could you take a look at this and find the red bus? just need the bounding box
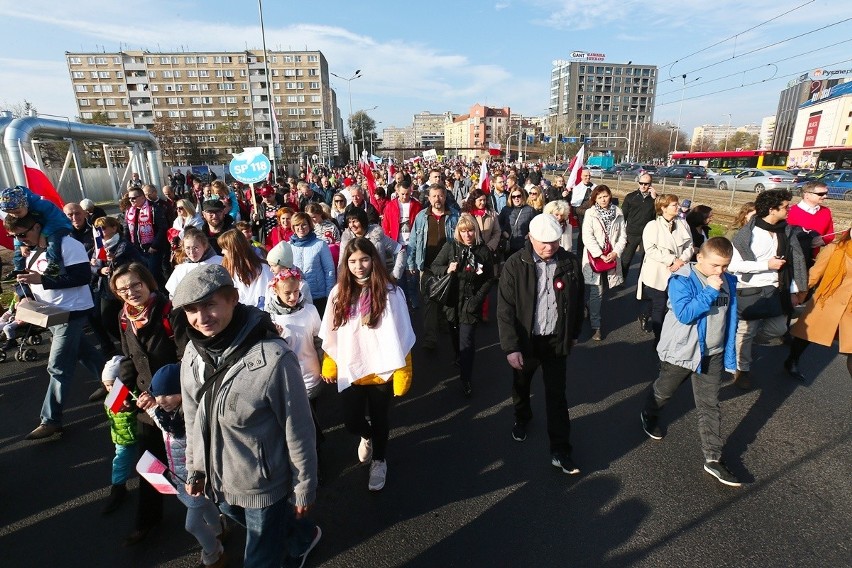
[670,150,787,170]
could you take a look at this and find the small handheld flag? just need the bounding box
[104,378,131,414]
[136,451,178,495]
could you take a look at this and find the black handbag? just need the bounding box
[737,285,783,320]
[426,271,458,306]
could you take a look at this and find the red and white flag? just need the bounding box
[359,159,377,198]
[566,145,586,205]
[104,378,131,414]
[21,147,64,209]
[477,160,490,194]
[488,142,502,157]
[136,450,178,495]
[387,160,396,186]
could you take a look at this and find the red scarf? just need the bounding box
[470,208,486,217]
[126,201,155,246]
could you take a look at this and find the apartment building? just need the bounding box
[549,58,657,159]
[66,50,342,166]
[444,104,511,160]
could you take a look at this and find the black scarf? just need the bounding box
[154,406,186,438]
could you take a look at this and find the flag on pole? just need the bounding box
[20,146,64,209]
[93,226,107,261]
[488,142,502,156]
[567,145,586,206]
[477,160,490,194]
[104,378,131,414]
[387,160,397,186]
[359,158,377,197]
[136,451,178,495]
[269,101,280,146]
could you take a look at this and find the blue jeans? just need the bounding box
[219,497,316,568]
[112,442,136,485]
[42,312,105,426]
[399,269,420,308]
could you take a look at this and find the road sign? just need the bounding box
[228,147,271,184]
[567,137,576,143]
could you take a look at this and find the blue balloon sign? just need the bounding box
[229,148,271,184]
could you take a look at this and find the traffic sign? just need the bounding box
[567,137,577,143]
[229,147,271,184]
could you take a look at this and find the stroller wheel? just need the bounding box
[15,351,24,362]
[24,348,38,362]
[28,334,43,346]
[0,349,6,362]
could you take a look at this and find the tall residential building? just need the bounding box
[65,50,342,166]
[549,59,657,159]
[382,126,415,149]
[444,104,511,160]
[759,116,776,149]
[412,111,456,148]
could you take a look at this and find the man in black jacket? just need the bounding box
[497,215,584,475]
[620,173,657,277]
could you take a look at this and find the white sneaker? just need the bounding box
[368,460,387,491]
[358,437,373,463]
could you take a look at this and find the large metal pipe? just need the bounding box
[3,116,162,189]
[0,111,17,187]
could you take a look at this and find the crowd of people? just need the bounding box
[1,156,848,566]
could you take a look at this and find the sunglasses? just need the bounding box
[809,191,828,196]
[511,194,523,198]
[13,226,34,239]
[639,182,652,186]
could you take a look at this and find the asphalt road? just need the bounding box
[1,265,851,568]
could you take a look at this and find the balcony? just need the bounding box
[123,60,146,71]
[130,100,152,111]
[125,73,149,84]
[248,60,266,70]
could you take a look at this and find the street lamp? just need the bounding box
[330,69,362,161]
[673,74,701,153]
[723,113,732,152]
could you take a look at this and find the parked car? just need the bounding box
[795,169,852,200]
[787,168,813,180]
[656,165,708,179]
[715,168,796,193]
[622,164,658,180]
[585,165,604,177]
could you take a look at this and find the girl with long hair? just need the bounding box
[219,229,272,309]
[319,238,415,491]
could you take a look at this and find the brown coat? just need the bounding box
[791,242,852,353]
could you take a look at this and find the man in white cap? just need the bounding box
[175,264,321,567]
[497,214,585,475]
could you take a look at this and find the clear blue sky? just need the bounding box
[1,0,850,136]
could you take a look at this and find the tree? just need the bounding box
[349,111,376,157]
[718,132,759,151]
[1,99,37,118]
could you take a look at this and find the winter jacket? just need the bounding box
[498,205,538,253]
[430,240,494,326]
[657,267,738,373]
[497,241,584,357]
[181,307,317,509]
[105,407,137,446]
[382,198,423,243]
[118,293,179,426]
[290,235,336,299]
[621,188,657,236]
[581,206,627,288]
[638,216,694,298]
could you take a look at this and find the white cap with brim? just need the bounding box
[172,264,235,309]
[528,214,563,243]
[267,241,294,268]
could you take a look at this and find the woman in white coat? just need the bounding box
[637,193,694,346]
[581,186,627,340]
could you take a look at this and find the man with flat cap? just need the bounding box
[174,264,321,568]
[497,214,585,475]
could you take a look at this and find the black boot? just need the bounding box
[101,484,128,515]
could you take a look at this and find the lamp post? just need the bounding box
[673,74,700,153]
[723,113,732,151]
[358,105,378,158]
[330,69,362,162]
[668,125,678,161]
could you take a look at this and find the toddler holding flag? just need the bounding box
[100,355,137,514]
[147,364,227,568]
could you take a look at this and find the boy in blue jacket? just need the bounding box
[640,237,742,487]
[0,186,72,276]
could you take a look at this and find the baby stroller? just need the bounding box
[0,298,45,363]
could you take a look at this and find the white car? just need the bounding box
[715,168,796,193]
[585,165,604,177]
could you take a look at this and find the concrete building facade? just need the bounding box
[444,104,511,160]
[549,59,657,159]
[66,50,342,166]
[788,81,852,168]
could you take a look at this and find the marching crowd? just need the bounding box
[2,156,850,567]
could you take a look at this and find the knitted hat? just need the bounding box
[0,186,27,211]
[101,355,125,386]
[149,363,181,397]
[267,241,294,268]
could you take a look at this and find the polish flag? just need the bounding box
[359,159,377,198]
[136,450,178,495]
[488,142,502,157]
[566,145,585,190]
[22,149,64,209]
[104,378,131,414]
[477,161,490,194]
[387,161,396,186]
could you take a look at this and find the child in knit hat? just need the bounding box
[100,355,137,515]
[147,364,227,568]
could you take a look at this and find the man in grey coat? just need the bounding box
[175,264,321,568]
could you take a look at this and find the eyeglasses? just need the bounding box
[333,199,345,204]
[176,206,185,211]
[638,182,652,186]
[12,226,35,239]
[116,281,144,296]
[129,194,145,200]
[809,191,828,196]
[511,194,523,199]
[529,192,540,196]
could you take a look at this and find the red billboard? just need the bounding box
[803,113,822,148]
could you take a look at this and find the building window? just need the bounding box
[75,85,88,93]
[219,83,235,91]
[72,71,85,79]
[69,57,82,64]
[309,82,319,89]
[309,68,319,76]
